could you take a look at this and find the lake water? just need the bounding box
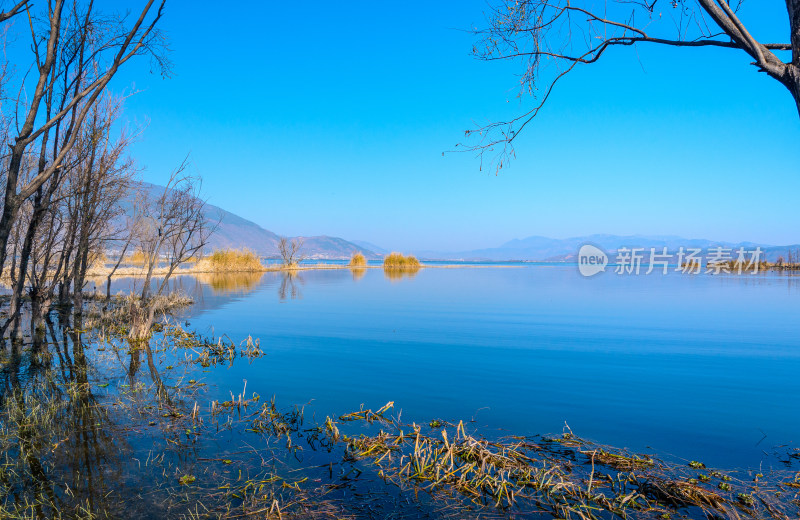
[150,264,800,472]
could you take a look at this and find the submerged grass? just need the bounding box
[338,411,800,519]
[3,299,800,520]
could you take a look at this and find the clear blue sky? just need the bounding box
[111,1,799,251]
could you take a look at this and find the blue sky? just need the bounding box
[108,1,799,251]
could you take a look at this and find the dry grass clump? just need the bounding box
[195,249,264,273]
[382,252,420,270]
[126,249,148,265]
[348,252,367,267]
[86,251,109,272]
[336,412,800,519]
[88,291,194,332]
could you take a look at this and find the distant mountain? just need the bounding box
[414,234,799,262]
[351,240,389,255]
[296,236,381,260]
[202,203,282,255]
[122,186,799,262]
[124,183,377,259]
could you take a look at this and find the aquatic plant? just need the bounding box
[4,300,800,520]
[89,250,109,269]
[126,249,148,265]
[338,413,799,519]
[382,252,420,269]
[348,251,367,267]
[194,248,264,272]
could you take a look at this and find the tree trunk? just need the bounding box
[106,241,132,305]
[0,196,19,278]
[30,296,47,347]
[788,0,800,116]
[8,187,48,339]
[790,66,800,119]
[129,302,156,343]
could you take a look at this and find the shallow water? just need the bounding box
[136,265,800,471]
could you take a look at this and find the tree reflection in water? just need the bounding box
[0,311,200,518]
[278,272,303,301]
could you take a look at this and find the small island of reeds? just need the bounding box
[382,252,421,270]
[348,251,367,267]
[195,248,264,272]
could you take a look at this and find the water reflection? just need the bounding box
[0,311,198,518]
[383,267,420,281]
[1,315,128,517]
[350,267,367,281]
[278,272,303,301]
[4,265,800,517]
[194,271,265,295]
[179,265,800,471]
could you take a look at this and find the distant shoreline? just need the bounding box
[84,261,530,279]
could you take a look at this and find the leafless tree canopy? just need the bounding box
[128,165,210,340]
[466,1,800,169]
[0,92,138,338]
[0,0,168,276]
[0,0,170,340]
[278,237,304,267]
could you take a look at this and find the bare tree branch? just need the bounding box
[461,1,800,171]
[0,0,29,24]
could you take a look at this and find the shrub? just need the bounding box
[88,251,108,269]
[195,249,264,272]
[349,252,367,267]
[126,250,148,265]
[383,252,420,269]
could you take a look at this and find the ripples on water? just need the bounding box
[149,265,800,469]
[3,265,799,518]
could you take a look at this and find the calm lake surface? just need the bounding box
[133,265,800,472]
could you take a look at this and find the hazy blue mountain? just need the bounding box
[297,236,380,259]
[124,185,796,262]
[414,234,797,262]
[122,183,376,259]
[351,240,389,255]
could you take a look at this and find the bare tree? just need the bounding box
[0,0,168,276]
[65,96,138,312]
[1,93,137,338]
[127,164,210,341]
[278,237,303,267]
[104,193,145,304]
[466,1,798,168]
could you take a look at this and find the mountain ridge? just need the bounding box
[126,184,799,262]
[407,234,797,262]
[126,183,378,259]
